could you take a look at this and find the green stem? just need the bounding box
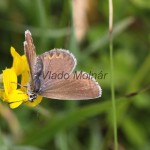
[110,36,118,150]
[0,74,3,83]
[109,0,118,149]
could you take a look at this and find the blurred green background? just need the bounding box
[0,0,150,150]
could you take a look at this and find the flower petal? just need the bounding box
[25,96,43,107]
[11,47,23,75]
[21,71,29,92]
[11,47,29,75]
[9,101,23,109]
[7,89,28,103]
[3,68,17,95]
[21,55,29,72]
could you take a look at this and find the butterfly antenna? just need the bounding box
[11,82,27,88]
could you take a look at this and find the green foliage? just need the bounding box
[0,0,150,149]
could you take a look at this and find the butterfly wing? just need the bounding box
[39,72,102,100]
[24,30,37,79]
[37,49,77,87]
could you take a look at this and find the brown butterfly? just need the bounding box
[24,30,102,102]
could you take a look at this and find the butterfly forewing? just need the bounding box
[24,30,37,80]
[39,72,102,100]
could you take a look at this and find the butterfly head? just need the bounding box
[28,92,37,102]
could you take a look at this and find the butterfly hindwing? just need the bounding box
[39,72,102,100]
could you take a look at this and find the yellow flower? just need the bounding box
[0,47,42,109]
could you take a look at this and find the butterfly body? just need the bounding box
[27,56,43,101]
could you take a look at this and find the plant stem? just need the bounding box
[109,0,118,149]
[0,74,2,83]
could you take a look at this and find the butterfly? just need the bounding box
[24,30,102,102]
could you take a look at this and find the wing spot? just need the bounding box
[43,52,64,60]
